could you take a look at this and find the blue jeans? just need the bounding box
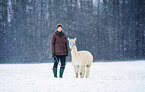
[53,55,66,69]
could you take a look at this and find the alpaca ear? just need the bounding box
[74,38,76,41]
[68,38,70,40]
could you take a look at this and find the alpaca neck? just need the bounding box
[71,45,78,56]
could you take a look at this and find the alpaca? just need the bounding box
[68,38,93,78]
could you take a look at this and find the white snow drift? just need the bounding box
[0,61,145,92]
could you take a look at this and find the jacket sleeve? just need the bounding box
[51,34,55,53]
[65,34,69,53]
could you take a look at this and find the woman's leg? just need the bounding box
[53,56,59,77]
[60,55,66,68]
[53,56,59,69]
[59,55,66,78]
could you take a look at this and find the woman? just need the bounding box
[51,24,69,78]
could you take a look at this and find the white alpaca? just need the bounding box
[68,38,93,78]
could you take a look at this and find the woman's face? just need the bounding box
[57,27,62,32]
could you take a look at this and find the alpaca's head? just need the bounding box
[68,38,76,49]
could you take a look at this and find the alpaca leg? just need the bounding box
[82,66,85,78]
[80,65,85,78]
[86,65,91,78]
[73,65,79,78]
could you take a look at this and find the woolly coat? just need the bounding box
[51,31,69,55]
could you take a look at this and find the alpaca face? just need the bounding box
[68,38,76,49]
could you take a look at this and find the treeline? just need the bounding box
[0,0,144,63]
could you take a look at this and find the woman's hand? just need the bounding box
[52,53,55,58]
[66,52,68,57]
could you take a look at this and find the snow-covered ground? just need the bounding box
[0,61,145,92]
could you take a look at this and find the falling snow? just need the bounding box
[0,0,144,63]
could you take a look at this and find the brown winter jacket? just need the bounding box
[51,31,69,55]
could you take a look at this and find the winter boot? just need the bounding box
[53,68,57,78]
[59,68,65,78]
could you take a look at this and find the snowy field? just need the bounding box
[0,61,145,92]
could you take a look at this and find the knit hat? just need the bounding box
[57,24,62,28]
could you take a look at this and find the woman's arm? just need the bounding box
[51,35,55,54]
[65,35,69,53]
